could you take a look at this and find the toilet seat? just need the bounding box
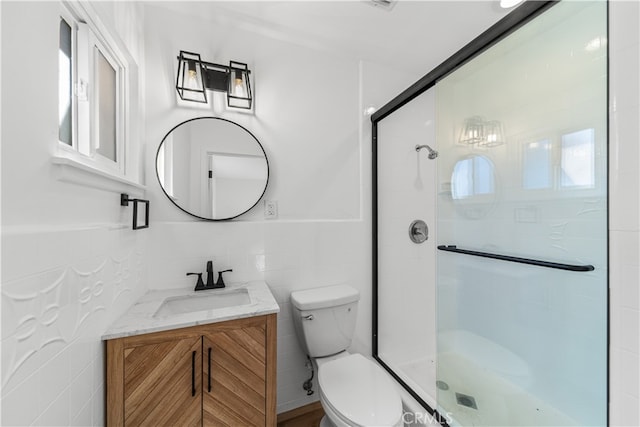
[318,353,402,427]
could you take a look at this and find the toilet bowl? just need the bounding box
[291,285,403,427]
[318,353,403,427]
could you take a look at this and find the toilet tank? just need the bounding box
[291,285,360,358]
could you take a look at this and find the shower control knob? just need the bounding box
[303,315,314,321]
[409,220,429,244]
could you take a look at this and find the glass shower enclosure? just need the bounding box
[373,1,607,425]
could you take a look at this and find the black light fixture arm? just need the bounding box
[175,57,252,75]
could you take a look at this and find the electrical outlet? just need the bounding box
[264,200,278,219]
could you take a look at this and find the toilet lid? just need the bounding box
[318,354,402,427]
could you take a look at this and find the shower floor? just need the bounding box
[388,346,583,426]
[435,351,579,427]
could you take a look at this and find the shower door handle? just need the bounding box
[437,245,595,272]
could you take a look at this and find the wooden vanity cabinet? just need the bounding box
[106,314,277,427]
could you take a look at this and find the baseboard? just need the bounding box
[277,401,324,425]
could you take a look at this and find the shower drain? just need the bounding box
[455,392,478,410]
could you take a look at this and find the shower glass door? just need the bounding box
[376,89,438,410]
[436,1,607,426]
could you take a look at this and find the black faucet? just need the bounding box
[205,261,215,288]
[187,261,231,291]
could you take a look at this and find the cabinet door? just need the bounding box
[203,318,267,426]
[123,336,202,426]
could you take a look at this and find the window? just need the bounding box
[523,139,552,189]
[521,129,596,191]
[561,129,595,188]
[57,3,128,176]
[58,18,73,146]
[95,49,118,162]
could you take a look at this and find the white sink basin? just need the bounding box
[154,289,251,318]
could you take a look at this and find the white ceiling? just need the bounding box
[147,1,514,75]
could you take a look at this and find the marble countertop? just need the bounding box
[102,280,280,340]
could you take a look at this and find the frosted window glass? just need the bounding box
[473,157,493,195]
[58,19,72,146]
[561,129,595,188]
[523,140,551,189]
[96,50,117,162]
[452,158,472,199]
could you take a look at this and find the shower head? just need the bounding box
[416,144,438,159]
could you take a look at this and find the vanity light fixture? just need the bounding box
[480,120,505,147]
[176,51,207,103]
[459,116,505,147]
[459,116,486,145]
[176,50,253,109]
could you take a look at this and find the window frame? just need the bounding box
[56,1,133,183]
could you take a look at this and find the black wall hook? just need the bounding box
[121,193,150,230]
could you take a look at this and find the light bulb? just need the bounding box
[185,60,199,89]
[233,76,245,97]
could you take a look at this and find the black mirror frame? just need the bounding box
[155,116,270,221]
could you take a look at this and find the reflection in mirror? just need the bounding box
[561,129,595,189]
[523,139,552,190]
[521,128,595,191]
[156,117,269,220]
[451,155,495,200]
[207,152,267,218]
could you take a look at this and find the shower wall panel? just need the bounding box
[377,89,438,407]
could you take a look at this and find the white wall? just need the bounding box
[609,1,640,425]
[1,1,148,426]
[144,3,362,223]
[141,3,418,414]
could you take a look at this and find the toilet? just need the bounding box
[291,285,403,427]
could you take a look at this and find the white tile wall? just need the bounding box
[1,226,147,426]
[609,1,640,425]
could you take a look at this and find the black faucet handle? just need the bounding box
[206,260,213,272]
[215,269,233,288]
[187,272,207,291]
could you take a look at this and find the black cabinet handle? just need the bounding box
[191,350,196,397]
[208,347,212,392]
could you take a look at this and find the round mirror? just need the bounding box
[156,117,269,220]
[450,154,497,219]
